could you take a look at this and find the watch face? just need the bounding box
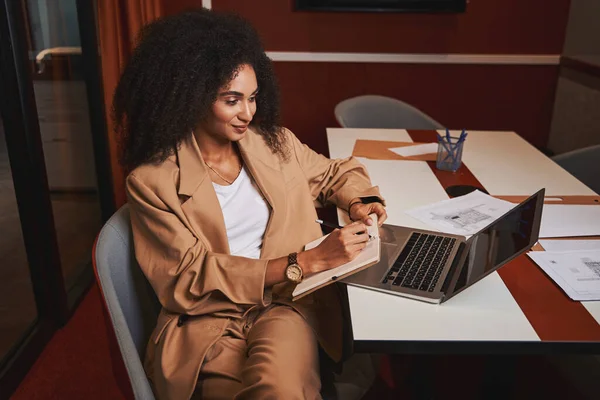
[286,264,302,282]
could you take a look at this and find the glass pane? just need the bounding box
[0,119,38,363]
[24,0,102,298]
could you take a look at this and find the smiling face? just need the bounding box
[198,64,259,143]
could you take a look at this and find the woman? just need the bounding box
[114,8,387,400]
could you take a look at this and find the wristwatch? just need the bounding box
[359,196,384,205]
[349,196,384,213]
[285,252,303,284]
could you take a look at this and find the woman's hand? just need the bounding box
[300,221,370,274]
[349,199,387,227]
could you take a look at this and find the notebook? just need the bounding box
[292,214,381,300]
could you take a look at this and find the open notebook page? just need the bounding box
[292,214,380,300]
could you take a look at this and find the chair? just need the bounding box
[94,205,378,399]
[94,205,159,400]
[334,95,444,129]
[552,144,600,194]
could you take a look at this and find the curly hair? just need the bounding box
[113,8,286,171]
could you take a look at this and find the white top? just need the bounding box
[212,166,270,259]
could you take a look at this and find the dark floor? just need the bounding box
[0,126,102,363]
[50,191,102,290]
[0,128,38,363]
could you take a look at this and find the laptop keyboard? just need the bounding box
[381,233,456,292]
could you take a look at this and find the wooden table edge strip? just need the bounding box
[406,129,600,342]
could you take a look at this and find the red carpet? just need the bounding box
[11,284,126,400]
[11,283,588,400]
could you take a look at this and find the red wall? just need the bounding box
[273,62,560,154]
[164,0,571,154]
[212,0,570,54]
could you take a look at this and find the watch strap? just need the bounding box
[288,252,298,265]
[359,196,384,205]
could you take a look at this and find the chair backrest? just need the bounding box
[334,95,444,129]
[552,144,600,194]
[94,204,160,400]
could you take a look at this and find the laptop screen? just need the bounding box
[450,190,543,295]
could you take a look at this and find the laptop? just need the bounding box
[342,189,545,304]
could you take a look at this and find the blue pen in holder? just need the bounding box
[436,130,467,172]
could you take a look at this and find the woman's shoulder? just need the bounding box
[245,126,299,159]
[246,125,297,141]
[126,156,180,194]
[245,125,292,143]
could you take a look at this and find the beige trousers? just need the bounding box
[192,304,322,400]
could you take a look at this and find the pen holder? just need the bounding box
[436,136,465,172]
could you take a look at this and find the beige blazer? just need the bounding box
[126,128,383,400]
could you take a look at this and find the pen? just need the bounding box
[315,219,374,240]
[315,219,343,230]
[437,133,457,164]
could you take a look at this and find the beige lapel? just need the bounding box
[176,129,287,258]
[177,135,230,254]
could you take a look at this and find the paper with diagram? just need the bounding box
[528,250,600,301]
[405,190,515,236]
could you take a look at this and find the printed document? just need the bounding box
[405,190,515,236]
[528,250,600,301]
[539,239,600,253]
[539,205,600,238]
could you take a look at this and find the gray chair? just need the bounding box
[334,95,444,129]
[94,204,159,400]
[552,144,600,194]
[94,205,377,400]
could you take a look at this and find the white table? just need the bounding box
[327,128,600,354]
